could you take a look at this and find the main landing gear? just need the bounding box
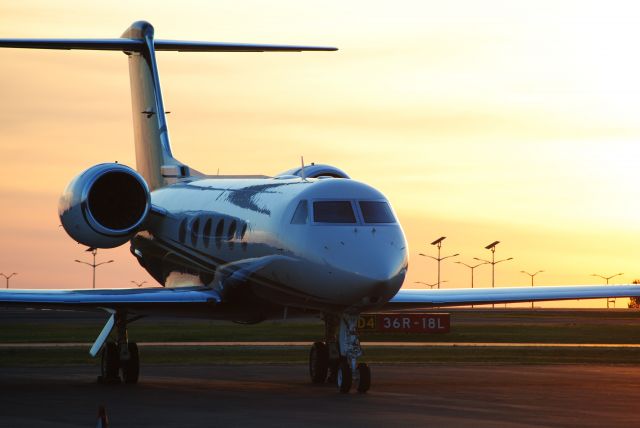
[309,314,371,394]
[96,311,140,384]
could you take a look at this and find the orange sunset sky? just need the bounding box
[0,1,639,308]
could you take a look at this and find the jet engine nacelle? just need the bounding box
[59,163,151,249]
[277,163,350,179]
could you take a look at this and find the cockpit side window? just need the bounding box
[359,201,396,224]
[313,201,357,224]
[291,200,308,224]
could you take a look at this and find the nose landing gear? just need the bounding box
[309,313,371,394]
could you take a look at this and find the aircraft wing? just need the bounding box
[386,284,640,309]
[0,286,220,314]
[0,256,292,317]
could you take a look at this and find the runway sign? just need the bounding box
[358,313,450,333]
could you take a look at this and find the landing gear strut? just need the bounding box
[97,311,140,384]
[308,313,371,394]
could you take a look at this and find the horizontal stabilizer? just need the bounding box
[0,38,337,52]
[154,40,337,52]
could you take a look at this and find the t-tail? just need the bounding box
[0,21,337,190]
[122,22,187,190]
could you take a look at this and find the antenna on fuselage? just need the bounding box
[300,156,307,181]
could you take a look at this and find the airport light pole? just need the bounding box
[521,270,544,309]
[414,280,447,289]
[131,280,147,288]
[455,261,488,289]
[0,272,17,288]
[474,241,513,309]
[419,237,459,289]
[75,249,113,289]
[455,261,488,309]
[591,272,624,309]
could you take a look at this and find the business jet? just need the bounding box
[1,21,639,394]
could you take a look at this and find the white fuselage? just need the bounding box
[134,176,408,317]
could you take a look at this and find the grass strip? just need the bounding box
[3,320,640,344]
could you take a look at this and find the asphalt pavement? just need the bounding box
[0,364,638,427]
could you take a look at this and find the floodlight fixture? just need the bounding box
[521,270,544,309]
[415,280,447,289]
[431,237,446,246]
[0,272,18,289]
[75,249,114,288]
[479,241,513,308]
[419,237,459,289]
[591,272,624,309]
[590,272,624,284]
[456,261,488,289]
[485,241,500,250]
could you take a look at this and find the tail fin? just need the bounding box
[121,21,187,190]
[0,21,337,190]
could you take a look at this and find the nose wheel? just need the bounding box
[310,314,371,394]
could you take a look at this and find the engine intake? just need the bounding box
[277,163,350,179]
[59,163,150,248]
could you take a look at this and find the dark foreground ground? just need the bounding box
[1,364,639,428]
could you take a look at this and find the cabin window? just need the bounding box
[228,220,237,240]
[359,201,396,224]
[191,218,200,246]
[313,201,356,224]
[228,220,237,250]
[215,219,224,249]
[291,200,308,224]
[240,223,248,251]
[178,218,187,243]
[203,218,212,247]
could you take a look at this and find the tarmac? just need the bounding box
[3,308,640,426]
[1,363,639,427]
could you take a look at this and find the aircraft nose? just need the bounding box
[304,223,408,306]
[337,228,407,306]
[358,254,407,305]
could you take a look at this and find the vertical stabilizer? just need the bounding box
[121,21,188,190]
[0,23,336,189]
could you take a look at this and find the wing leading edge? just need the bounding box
[387,284,640,309]
[0,286,220,313]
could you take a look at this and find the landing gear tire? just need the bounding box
[336,358,352,394]
[309,342,329,384]
[327,360,338,384]
[355,363,371,394]
[100,342,120,383]
[122,342,140,384]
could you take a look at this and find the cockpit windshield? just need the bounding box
[359,201,396,224]
[313,201,357,223]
